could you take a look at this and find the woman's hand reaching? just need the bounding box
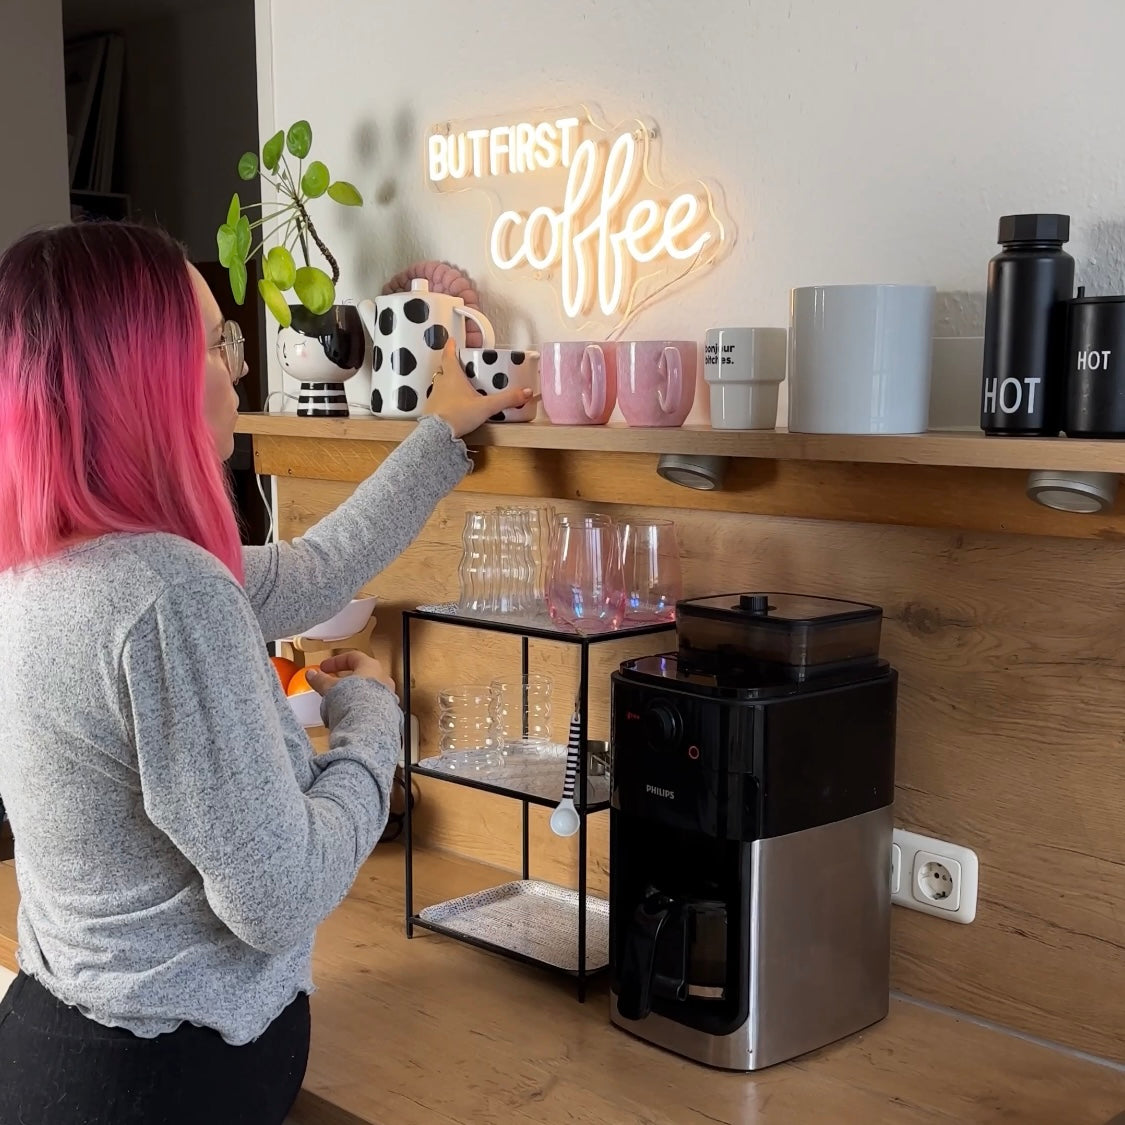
[306,651,396,697]
[422,340,533,438]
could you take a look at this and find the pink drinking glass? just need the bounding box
[546,514,626,633]
[617,519,682,622]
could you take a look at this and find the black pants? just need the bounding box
[0,972,309,1125]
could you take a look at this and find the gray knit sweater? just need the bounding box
[0,416,468,1045]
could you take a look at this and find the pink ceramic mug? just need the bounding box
[616,340,698,427]
[539,342,617,425]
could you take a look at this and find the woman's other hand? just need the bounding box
[306,651,396,696]
[422,340,533,438]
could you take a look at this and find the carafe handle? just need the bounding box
[617,890,676,1021]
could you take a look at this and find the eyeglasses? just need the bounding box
[209,320,245,382]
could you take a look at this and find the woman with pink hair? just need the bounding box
[0,221,529,1124]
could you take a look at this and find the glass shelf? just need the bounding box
[409,603,675,645]
[413,746,610,810]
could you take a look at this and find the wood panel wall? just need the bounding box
[277,472,1125,1064]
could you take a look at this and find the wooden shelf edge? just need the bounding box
[236,413,1125,473]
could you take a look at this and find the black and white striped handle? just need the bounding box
[561,708,581,801]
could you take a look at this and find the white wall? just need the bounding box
[255,0,1125,415]
[0,0,69,249]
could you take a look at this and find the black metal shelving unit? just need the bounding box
[402,605,674,1000]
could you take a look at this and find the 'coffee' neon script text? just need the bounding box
[426,110,728,325]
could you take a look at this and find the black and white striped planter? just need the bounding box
[276,304,364,418]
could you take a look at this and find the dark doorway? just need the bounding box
[61,0,270,545]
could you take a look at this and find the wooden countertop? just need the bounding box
[235,411,1125,473]
[288,850,1125,1125]
[2,854,1123,1124]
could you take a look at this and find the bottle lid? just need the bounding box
[997,213,1070,245]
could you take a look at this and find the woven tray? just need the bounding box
[417,880,610,972]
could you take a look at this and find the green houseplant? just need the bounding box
[217,119,362,327]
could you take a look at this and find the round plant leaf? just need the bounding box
[293,265,334,315]
[258,278,291,326]
[286,120,312,159]
[216,223,237,268]
[226,192,241,229]
[327,180,363,206]
[237,152,259,180]
[265,245,296,291]
[301,160,330,199]
[235,215,252,260]
[262,130,285,172]
[229,258,247,305]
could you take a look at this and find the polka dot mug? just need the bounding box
[359,280,495,419]
[459,348,540,422]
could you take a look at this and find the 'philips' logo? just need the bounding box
[645,784,675,800]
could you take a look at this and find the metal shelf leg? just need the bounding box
[402,614,415,938]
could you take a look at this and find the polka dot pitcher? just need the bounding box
[359,280,495,419]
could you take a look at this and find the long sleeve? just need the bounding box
[121,574,401,955]
[243,414,471,642]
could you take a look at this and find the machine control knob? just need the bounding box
[643,702,682,749]
[739,594,771,615]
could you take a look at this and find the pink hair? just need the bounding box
[0,222,244,581]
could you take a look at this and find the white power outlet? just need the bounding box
[891,828,978,924]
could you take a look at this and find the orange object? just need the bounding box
[270,656,299,691]
[287,665,320,696]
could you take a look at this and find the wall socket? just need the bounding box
[891,828,979,924]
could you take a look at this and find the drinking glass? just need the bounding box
[525,505,556,613]
[436,685,499,770]
[496,507,533,614]
[546,514,626,632]
[458,505,561,619]
[489,674,553,754]
[617,519,682,622]
[458,511,495,614]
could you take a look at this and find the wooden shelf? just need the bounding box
[235,413,1125,473]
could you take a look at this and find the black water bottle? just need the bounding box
[980,213,1074,435]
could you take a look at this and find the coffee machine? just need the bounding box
[609,593,897,1071]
